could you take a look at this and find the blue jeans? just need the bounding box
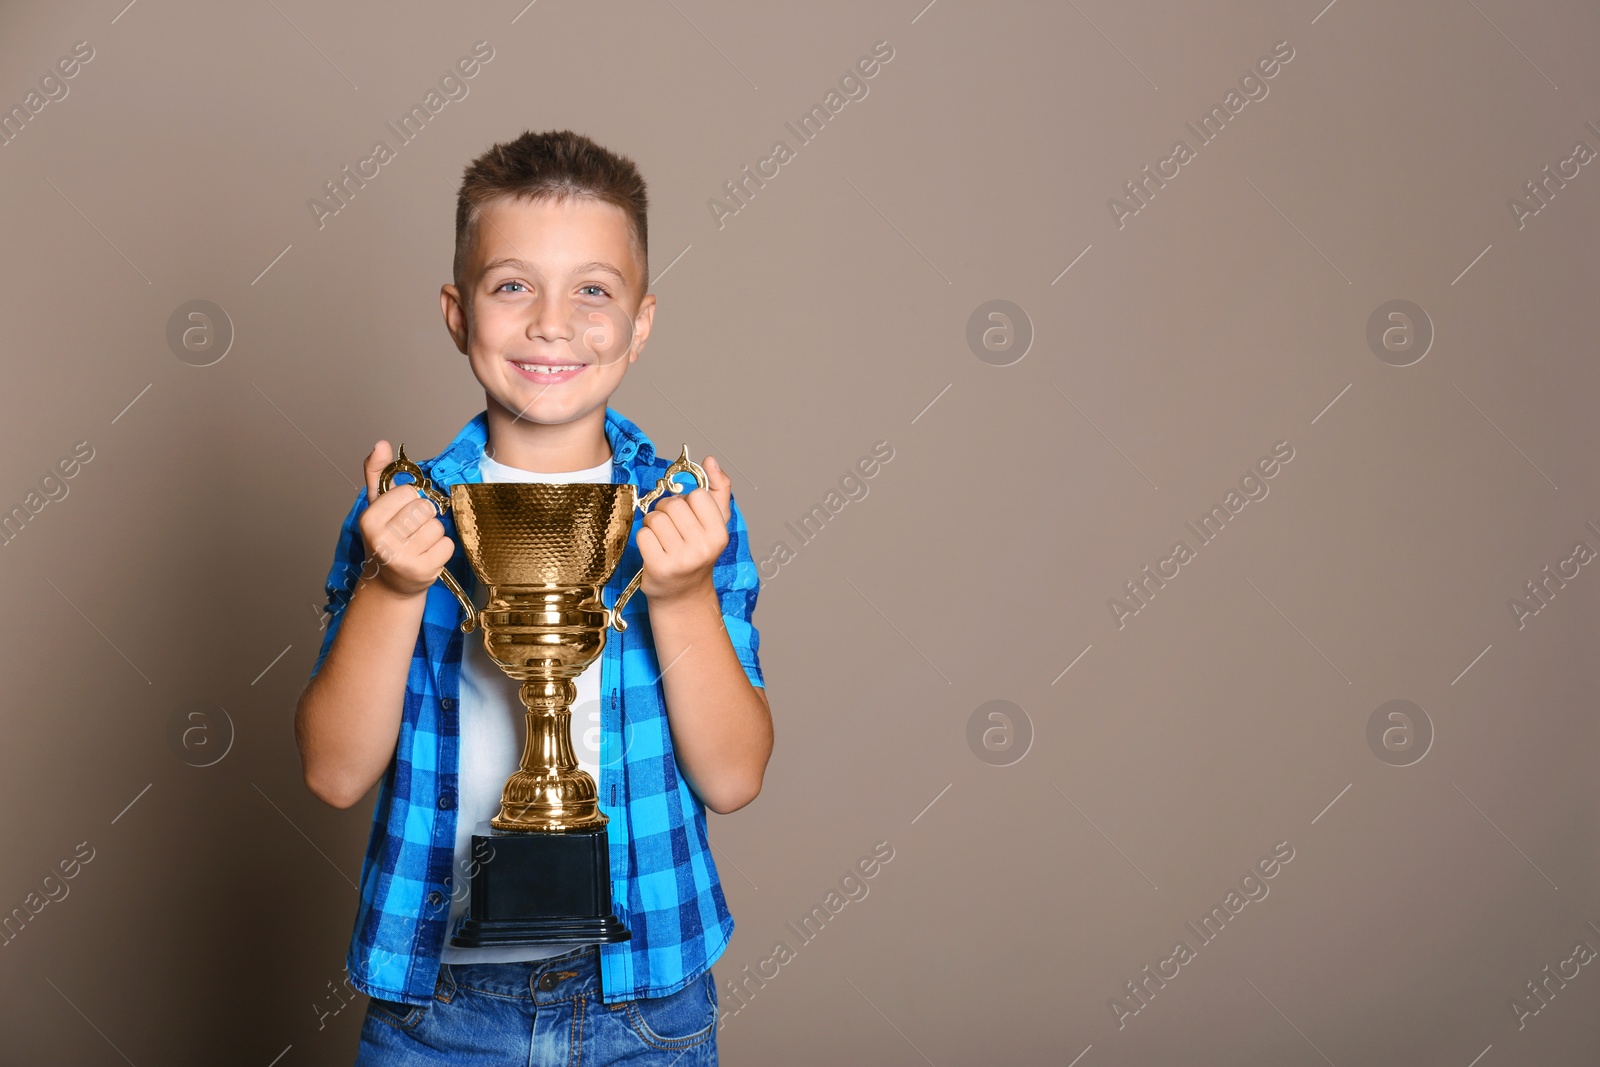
[354,944,719,1065]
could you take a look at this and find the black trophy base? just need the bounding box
[450,825,631,948]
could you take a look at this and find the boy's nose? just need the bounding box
[528,297,573,340]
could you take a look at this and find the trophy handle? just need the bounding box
[376,444,479,634]
[607,445,709,633]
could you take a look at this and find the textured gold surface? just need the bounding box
[377,443,709,833]
[451,481,636,587]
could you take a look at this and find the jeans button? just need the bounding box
[537,972,559,992]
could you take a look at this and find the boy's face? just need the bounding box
[442,194,653,433]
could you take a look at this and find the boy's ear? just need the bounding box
[630,292,655,361]
[440,284,470,355]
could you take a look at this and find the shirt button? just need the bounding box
[427,891,443,906]
[441,698,453,709]
[439,794,455,810]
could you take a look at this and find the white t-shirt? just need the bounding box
[440,444,613,964]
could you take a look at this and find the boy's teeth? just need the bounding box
[516,362,581,373]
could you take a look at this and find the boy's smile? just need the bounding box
[441,194,654,471]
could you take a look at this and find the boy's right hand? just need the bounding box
[358,440,456,599]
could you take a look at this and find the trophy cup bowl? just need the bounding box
[375,442,709,946]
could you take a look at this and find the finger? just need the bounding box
[701,456,732,520]
[368,484,433,530]
[659,496,707,544]
[396,511,445,551]
[636,524,663,569]
[420,531,455,573]
[380,524,448,582]
[364,440,393,503]
[370,481,441,535]
[684,479,729,532]
[641,508,687,554]
[364,440,437,523]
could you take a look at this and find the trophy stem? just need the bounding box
[442,484,636,947]
[491,675,607,832]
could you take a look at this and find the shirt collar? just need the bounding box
[422,406,656,486]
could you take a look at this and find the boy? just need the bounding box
[295,129,772,1065]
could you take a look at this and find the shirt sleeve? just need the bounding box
[715,492,765,690]
[310,485,371,680]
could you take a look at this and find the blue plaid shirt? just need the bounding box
[309,406,764,1007]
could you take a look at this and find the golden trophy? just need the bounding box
[375,442,709,946]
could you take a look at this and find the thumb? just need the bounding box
[702,455,732,520]
[364,440,393,503]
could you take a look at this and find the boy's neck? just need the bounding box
[483,401,613,473]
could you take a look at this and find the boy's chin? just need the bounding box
[488,390,602,425]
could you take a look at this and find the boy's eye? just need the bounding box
[495,281,607,297]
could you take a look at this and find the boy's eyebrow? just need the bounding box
[481,257,629,286]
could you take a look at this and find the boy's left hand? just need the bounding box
[637,455,732,604]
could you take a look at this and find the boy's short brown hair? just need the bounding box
[453,128,650,298]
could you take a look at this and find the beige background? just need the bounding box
[2,0,1598,1063]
